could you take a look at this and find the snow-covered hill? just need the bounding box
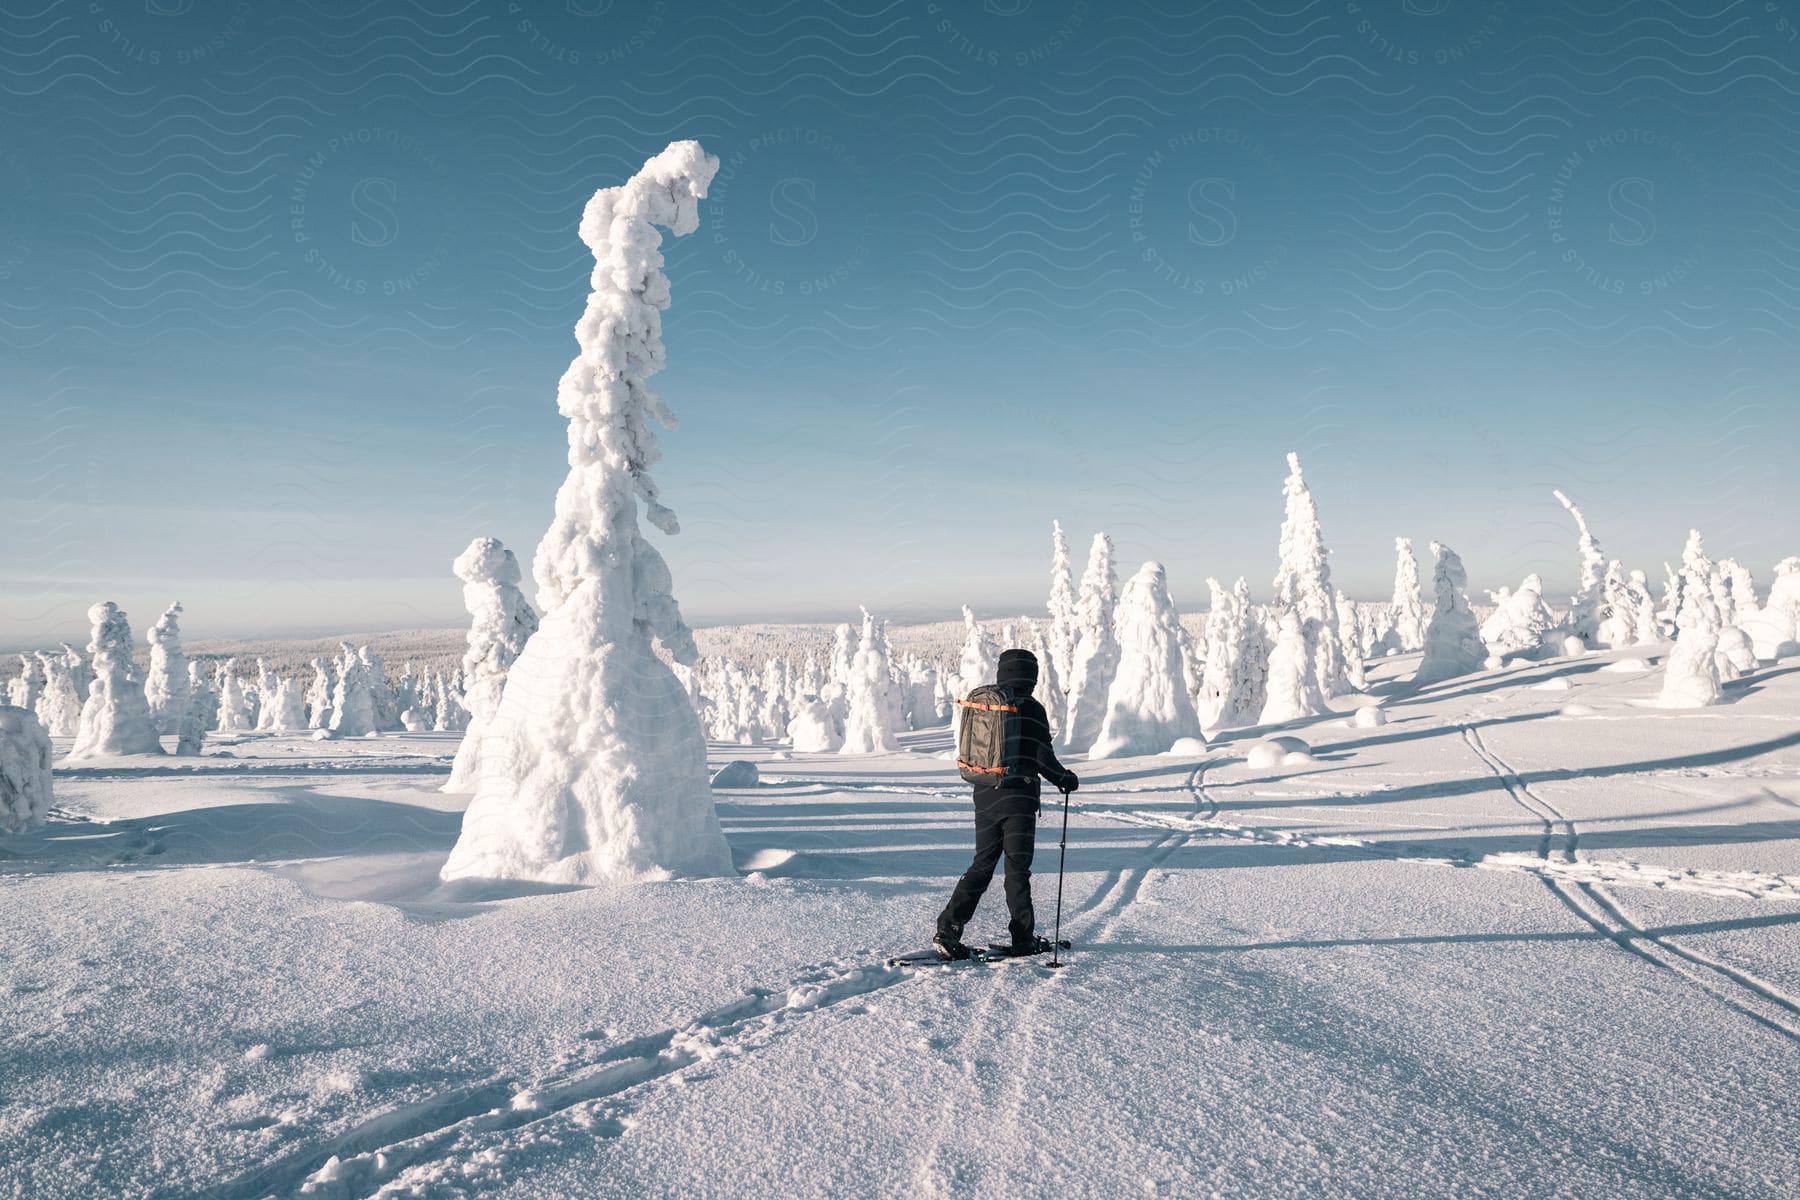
[4,646,1797,1197]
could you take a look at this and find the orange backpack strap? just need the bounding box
[954,699,1018,713]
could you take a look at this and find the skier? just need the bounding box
[935,648,1080,960]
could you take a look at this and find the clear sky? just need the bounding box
[3,0,1797,646]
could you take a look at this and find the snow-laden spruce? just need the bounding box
[1271,453,1353,698]
[1062,531,1120,749]
[144,602,191,735]
[305,658,332,729]
[1387,538,1427,653]
[1480,574,1558,658]
[445,537,541,793]
[34,651,82,737]
[1660,556,1725,708]
[1413,543,1486,684]
[0,705,53,832]
[69,602,164,758]
[441,142,732,886]
[327,644,376,738]
[841,608,901,754]
[1045,520,1079,688]
[956,606,998,696]
[1260,609,1329,725]
[260,676,307,732]
[1024,616,1065,737]
[1743,557,1800,659]
[5,656,39,711]
[1089,562,1202,759]
[1552,490,1607,646]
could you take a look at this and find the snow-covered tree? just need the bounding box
[1553,490,1607,646]
[1382,536,1425,651]
[1335,588,1367,691]
[956,606,999,695]
[0,705,53,832]
[34,651,82,736]
[144,601,191,736]
[215,660,256,732]
[1480,574,1558,657]
[1660,561,1724,708]
[842,607,901,754]
[186,661,218,733]
[1063,532,1120,749]
[440,142,732,886]
[1260,609,1329,724]
[1744,557,1800,660]
[7,654,41,711]
[904,657,943,730]
[260,676,307,732]
[432,670,469,733]
[1271,452,1351,697]
[70,602,164,757]
[305,658,332,729]
[1046,519,1079,690]
[1414,543,1486,685]
[327,644,377,738]
[1627,569,1662,646]
[1024,617,1065,737]
[446,536,542,792]
[1089,562,1202,758]
[787,695,844,752]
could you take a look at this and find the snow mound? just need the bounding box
[1483,655,1507,671]
[1160,736,1209,757]
[0,706,53,832]
[1532,677,1573,691]
[1558,635,1587,657]
[1247,736,1313,769]
[1560,704,1600,717]
[1602,657,1653,673]
[1352,706,1388,729]
[711,761,760,789]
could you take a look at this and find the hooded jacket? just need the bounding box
[975,649,1078,815]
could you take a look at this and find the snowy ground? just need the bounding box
[4,647,1798,1199]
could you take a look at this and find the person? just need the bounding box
[934,647,1079,959]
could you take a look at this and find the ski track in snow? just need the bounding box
[1459,721,1800,1044]
[192,960,911,1200]
[905,760,1211,1193]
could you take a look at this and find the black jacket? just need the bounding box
[974,649,1077,816]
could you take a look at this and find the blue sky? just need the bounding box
[3,0,1798,645]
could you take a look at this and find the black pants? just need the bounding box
[937,807,1037,947]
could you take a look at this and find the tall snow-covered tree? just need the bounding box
[70,602,164,758]
[186,661,218,732]
[328,644,377,738]
[1090,562,1202,758]
[1271,453,1352,697]
[956,606,999,695]
[1413,543,1486,684]
[8,654,41,711]
[1552,490,1607,646]
[34,651,82,736]
[1046,520,1079,691]
[842,607,901,754]
[1660,560,1724,708]
[441,142,732,886]
[144,601,190,736]
[446,536,542,792]
[1260,609,1329,724]
[1063,531,1120,749]
[1024,617,1065,737]
[1388,537,1428,654]
[1335,589,1367,691]
[305,658,333,729]
[260,676,307,732]
[0,705,53,832]
[216,660,256,732]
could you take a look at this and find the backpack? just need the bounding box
[955,684,1019,786]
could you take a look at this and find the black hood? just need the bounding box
[996,648,1038,694]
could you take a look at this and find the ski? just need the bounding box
[885,940,1071,968]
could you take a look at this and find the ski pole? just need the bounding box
[1049,784,1071,969]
